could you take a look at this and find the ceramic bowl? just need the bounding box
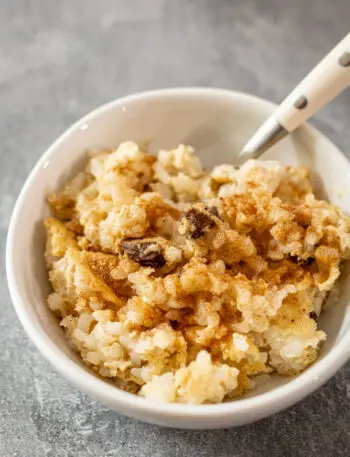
[6,88,350,429]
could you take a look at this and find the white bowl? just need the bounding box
[6,88,350,429]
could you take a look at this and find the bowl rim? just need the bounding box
[6,87,350,419]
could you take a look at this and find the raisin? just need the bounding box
[305,257,315,266]
[170,321,181,330]
[289,254,299,264]
[120,240,166,268]
[289,254,315,266]
[309,311,318,321]
[184,208,215,239]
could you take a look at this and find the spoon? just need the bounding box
[236,32,350,164]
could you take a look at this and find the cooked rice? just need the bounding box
[44,142,350,404]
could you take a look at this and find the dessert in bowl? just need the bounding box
[7,88,350,428]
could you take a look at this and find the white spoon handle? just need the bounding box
[276,32,350,132]
[238,33,350,162]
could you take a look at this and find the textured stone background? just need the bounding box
[1,1,349,455]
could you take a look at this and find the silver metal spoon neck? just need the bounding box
[236,117,288,164]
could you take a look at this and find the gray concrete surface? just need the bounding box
[1,1,349,455]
